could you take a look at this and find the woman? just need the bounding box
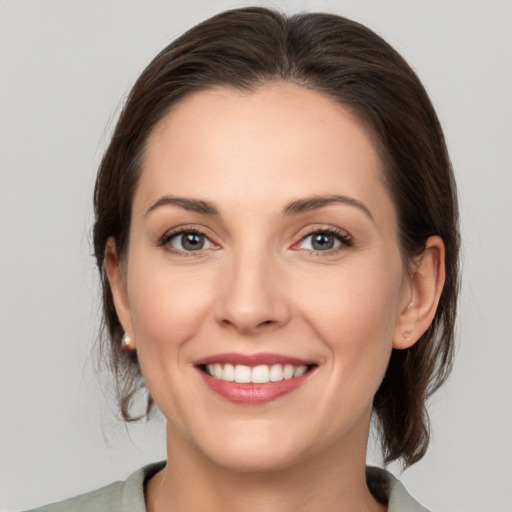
[29,7,459,512]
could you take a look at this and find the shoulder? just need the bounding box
[25,480,124,512]
[366,466,430,512]
[25,461,165,512]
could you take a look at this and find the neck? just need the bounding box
[146,423,386,512]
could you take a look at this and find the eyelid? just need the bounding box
[159,224,220,253]
[292,226,353,252]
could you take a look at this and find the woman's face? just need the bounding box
[109,83,413,471]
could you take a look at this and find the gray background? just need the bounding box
[1,1,511,511]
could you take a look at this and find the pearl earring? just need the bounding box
[404,328,412,342]
[122,333,134,350]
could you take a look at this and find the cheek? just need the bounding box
[298,261,403,381]
[304,262,401,334]
[124,258,215,428]
[127,261,212,348]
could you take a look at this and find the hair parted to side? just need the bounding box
[93,7,460,467]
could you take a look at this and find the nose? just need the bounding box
[214,248,291,336]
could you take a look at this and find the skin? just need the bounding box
[106,82,445,512]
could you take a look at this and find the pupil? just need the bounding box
[312,233,334,250]
[182,233,204,251]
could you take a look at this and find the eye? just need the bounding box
[297,229,351,252]
[164,230,215,252]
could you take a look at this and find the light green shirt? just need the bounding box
[27,462,429,512]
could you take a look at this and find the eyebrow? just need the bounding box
[283,194,374,221]
[145,195,220,216]
[145,193,373,221]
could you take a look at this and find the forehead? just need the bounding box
[136,82,395,223]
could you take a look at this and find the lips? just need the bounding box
[195,353,316,404]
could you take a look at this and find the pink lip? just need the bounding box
[194,352,313,367]
[194,352,316,405]
[198,371,313,404]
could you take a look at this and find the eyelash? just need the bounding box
[159,226,217,256]
[159,226,352,255]
[295,228,353,254]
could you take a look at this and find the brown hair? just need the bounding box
[93,7,459,467]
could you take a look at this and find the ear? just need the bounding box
[393,236,446,349]
[104,238,135,348]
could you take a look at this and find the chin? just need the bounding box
[205,443,305,473]
[190,422,311,473]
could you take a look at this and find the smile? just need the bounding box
[204,363,309,383]
[205,363,308,384]
[195,353,317,404]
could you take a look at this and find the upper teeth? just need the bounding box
[205,363,308,383]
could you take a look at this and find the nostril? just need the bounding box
[220,318,275,328]
[255,319,278,329]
